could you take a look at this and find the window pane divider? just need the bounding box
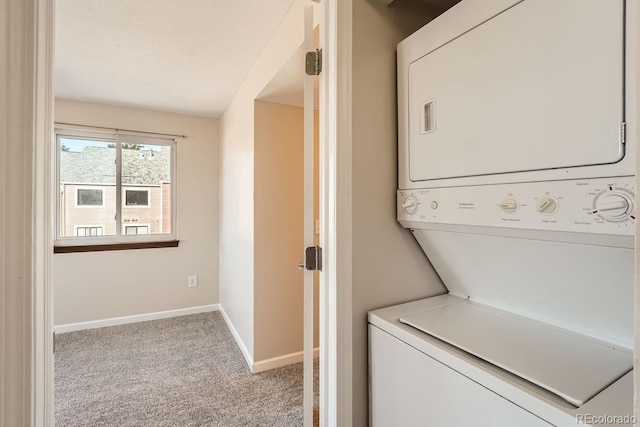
[115,141,122,237]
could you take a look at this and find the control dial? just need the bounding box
[499,197,518,214]
[536,196,558,214]
[402,196,419,215]
[594,193,633,220]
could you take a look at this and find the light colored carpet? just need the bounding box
[55,311,319,426]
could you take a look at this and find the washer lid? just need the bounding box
[399,296,632,407]
[407,0,624,182]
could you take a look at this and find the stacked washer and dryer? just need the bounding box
[369,0,637,426]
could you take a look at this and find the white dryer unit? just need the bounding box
[370,0,637,426]
[397,0,633,189]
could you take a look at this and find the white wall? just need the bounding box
[219,0,319,363]
[350,1,445,425]
[53,99,219,325]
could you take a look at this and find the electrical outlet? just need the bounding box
[188,275,198,288]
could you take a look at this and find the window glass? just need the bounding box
[59,138,116,237]
[121,143,171,235]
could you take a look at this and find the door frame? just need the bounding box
[24,0,55,425]
[318,0,353,425]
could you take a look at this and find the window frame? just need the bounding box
[55,128,178,249]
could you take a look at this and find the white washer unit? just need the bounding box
[369,0,637,426]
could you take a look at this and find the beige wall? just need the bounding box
[350,1,445,425]
[53,99,220,325]
[254,101,320,362]
[219,0,318,362]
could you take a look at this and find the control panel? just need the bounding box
[397,177,635,236]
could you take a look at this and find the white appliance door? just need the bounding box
[408,0,624,182]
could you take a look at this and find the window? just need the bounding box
[55,128,177,249]
[77,188,104,207]
[125,189,149,207]
[76,226,104,237]
[125,225,149,235]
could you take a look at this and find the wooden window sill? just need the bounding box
[54,240,179,254]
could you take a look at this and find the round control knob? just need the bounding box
[402,196,419,215]
[595,193,633,219]
[536,196,558,214]
[499,197,518,214]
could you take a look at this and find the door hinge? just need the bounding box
[305,49,322,76]
[620,121,626,144]
[53,331,56,354]
[304,246,323,271]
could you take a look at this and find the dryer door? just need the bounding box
[407,0,625,182]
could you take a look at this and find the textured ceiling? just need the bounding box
[55,0,296,117]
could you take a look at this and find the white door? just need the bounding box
[302,5,317,427]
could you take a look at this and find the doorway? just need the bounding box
[18,0,351,425]
[50,1,324,426]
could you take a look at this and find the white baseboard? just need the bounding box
[54,304,220,333]
[218,305,254,370]
[252,347,320,373]
[217,305,318,373]
[58,303,321,375]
